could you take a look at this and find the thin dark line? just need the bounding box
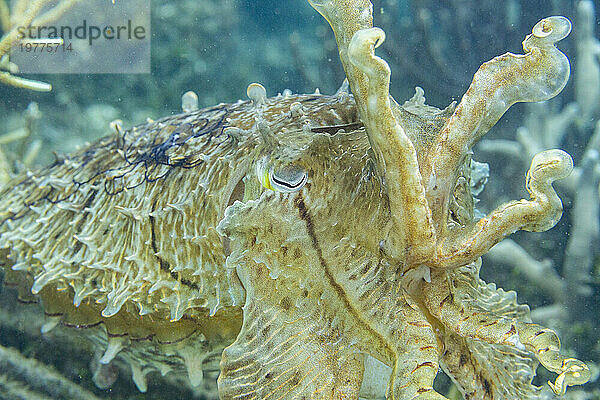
[149,201,199,291]
[293,193,393,359]
[310,122,362,135]
[107,331,130,338]
[40,309,199,344]
[17,298,39,304]
[63,320,103,329]
[44,312,63,317]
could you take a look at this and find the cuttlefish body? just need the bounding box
[0,1,591,399]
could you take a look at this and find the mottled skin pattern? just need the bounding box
[0,1,592,399]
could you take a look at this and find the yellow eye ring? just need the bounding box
[261,169,275,191]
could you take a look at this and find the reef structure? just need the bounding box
[0,0,592,399]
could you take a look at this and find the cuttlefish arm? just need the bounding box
[426,17,574,268]
[310,0,436,265]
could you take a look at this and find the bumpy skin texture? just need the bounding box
[0,1,592,399]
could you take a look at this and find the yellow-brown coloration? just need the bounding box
[0,1,592,399]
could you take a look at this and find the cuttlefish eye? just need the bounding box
[256,158,308,193]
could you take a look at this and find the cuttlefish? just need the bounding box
[0,1,590,398]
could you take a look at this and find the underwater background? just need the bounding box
[0,0,599,399]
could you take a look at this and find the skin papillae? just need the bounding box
[0,1,591,399]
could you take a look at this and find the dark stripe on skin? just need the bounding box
[310,122,362,135]
[107,331,130,338]
[149,201,199,291]
[73,188,98,254]
[411,361,436,373]
[39,310,197,344]
[439,293,453,308]
[293,193,394,362]
[63,320,103,329]
[44,312,63,317]
[16,298,39,304]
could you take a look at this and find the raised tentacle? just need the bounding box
[432,149,572,269]
[309,1,436,265]
[422,16,572,233]
[308,0,373,119]
[346,27,436,265]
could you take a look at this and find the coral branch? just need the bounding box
[0,0,47,56]
[0,0,9,32]
[0,71,51,91]
[0,344,101,400]
[0,0,80,91]
[575,0,600,124]
[563,147,600,318]
[485,239,566,303]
